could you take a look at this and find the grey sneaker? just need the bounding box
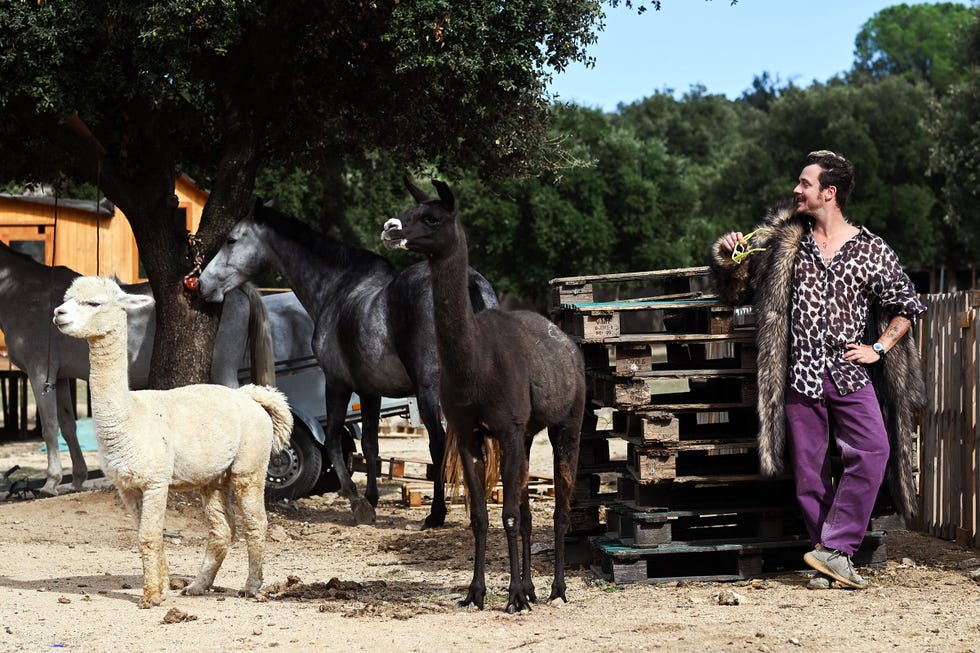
[803,547,868,589]
[806,573,833,590]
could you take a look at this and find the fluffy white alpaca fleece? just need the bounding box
[53,276,292,608]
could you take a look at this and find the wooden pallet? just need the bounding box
[625,436,760,482]
[398,481,557,507]
[588,370,758,411]
[559,300,742,342]
[390,464,556,507]
[351,453,435,482]
[591,531,887,584]
[611,408,759,446]
[550,266,714,309]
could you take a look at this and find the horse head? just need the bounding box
[199,212,270,303]
[381,178,461,257]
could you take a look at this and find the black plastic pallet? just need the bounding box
[617,474,798,510]
[605,502,807,547]
[591,531,887,584]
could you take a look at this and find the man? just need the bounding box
[709,150,925,589]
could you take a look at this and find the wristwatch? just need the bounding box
[872,342,886,359]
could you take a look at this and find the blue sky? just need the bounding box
[547,0,971,111]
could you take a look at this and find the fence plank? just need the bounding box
[918,292,978,545]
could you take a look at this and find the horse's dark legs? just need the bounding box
[457,426,489,610]
[499,434,533,613]
[416,387,447,529]
[323,390,374,524]
[547,416,582,604]
[358,394,382,510]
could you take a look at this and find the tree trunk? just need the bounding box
[61,111,260,389]
[139,118,260,389]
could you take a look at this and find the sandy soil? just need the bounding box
[2,432,979,653]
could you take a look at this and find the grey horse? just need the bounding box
[0,240,311,495]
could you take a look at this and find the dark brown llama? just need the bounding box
[382,179,586,613]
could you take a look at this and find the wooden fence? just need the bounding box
[918,291,980,548]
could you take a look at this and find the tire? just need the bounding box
[265,418,323,502]
[309,423,359,495]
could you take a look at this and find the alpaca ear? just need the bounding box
[404,176,431,205]
[431,179,456,212]
[120,293,155,312]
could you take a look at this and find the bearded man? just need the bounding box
[709,150,925,589]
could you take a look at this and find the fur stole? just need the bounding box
[708,199,923,521]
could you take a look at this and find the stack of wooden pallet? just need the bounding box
[551,266,887,583]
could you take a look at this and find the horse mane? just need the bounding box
[253,202,395,274]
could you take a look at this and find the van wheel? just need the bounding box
[310,424,359,495]
[265,419,322,502]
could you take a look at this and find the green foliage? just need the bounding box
[928,8,980,263]
[0,0,609,195]
[853,2,975,93]
[758,77,940,268]
[0,0,613,384]
[0,0,972,316]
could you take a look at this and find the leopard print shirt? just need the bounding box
[788,226,926,399]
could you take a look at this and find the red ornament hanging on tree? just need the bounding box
[183,232,204,293]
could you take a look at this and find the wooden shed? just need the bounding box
[0,174,209,389]
[0,174,208,283]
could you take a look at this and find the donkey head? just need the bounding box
[381,178,461,257]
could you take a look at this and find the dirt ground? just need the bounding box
[2,431,979,653]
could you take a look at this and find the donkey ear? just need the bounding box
[404,176,431,205]
[431,179,456,212]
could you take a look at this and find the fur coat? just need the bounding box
[708,198,924,522]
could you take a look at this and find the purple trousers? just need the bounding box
[785,372,889,555]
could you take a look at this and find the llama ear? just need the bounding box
[431,179,456,212]
[404,176,431,205]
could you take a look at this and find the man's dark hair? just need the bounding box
[804,150,855,209]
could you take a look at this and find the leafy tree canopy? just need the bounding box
[928,6,980,263]
[0,0,609,384]
[853,2,975,92]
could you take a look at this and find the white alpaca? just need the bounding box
[52,276,292,609]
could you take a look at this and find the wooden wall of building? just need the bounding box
[0,174,207,283]
[0,175,208,354]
